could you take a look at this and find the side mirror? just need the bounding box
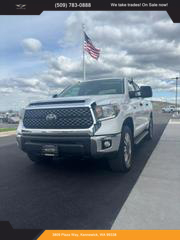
[52,94,58,98]
[140,86,152,98]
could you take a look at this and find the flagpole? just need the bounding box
[82,24,86,81]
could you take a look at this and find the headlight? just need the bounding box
[19,108,25,120]
[94,104,120,121]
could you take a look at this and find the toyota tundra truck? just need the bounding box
[16,78,153,172]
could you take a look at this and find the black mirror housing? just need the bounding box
[140,86,152,98]
[52,94,58,98]
[129,91,136,98]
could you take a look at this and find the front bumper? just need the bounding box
[16,133,121,158]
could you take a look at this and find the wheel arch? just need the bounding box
[122,117,134,138]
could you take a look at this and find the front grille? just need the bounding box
[23,107,93,129]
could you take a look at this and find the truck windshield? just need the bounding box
[59,79,124,97]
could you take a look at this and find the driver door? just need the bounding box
[128,82,145,136]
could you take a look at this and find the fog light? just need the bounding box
[102,140,112,149]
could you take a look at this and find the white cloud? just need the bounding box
[0,88,13,94]
[22,38,42,53]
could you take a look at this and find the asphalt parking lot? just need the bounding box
[0,112,171,230]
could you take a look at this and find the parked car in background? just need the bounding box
[162,105,175,113]
[0,114,6,123]
[0,115,3,123]
[8,114,20,124]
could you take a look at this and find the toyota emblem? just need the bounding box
[46,113,57,121]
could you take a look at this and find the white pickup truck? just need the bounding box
[16,78,153,172]
[162,105,175,113]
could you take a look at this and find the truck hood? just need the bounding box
[27,95,126,108]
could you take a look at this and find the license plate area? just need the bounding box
[42,145,58,156]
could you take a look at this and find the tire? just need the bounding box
[108,126,133,172]
[27,154,52,163]
[146,116,153,140]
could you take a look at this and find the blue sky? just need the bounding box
[0,12,68,75]
[0,11,180,111]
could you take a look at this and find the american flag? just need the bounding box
[84,32,100,60]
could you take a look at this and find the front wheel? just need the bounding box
[108,126,133,172]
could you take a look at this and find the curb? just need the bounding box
[0,131,16,137]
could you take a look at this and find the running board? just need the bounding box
[134,130,148,145]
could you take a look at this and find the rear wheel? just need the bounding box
[27,154,52,163]
[147,116,153,140]
[108,126,133,172]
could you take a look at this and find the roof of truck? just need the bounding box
[78,77,132,83]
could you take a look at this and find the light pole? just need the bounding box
[171,76,179,109]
